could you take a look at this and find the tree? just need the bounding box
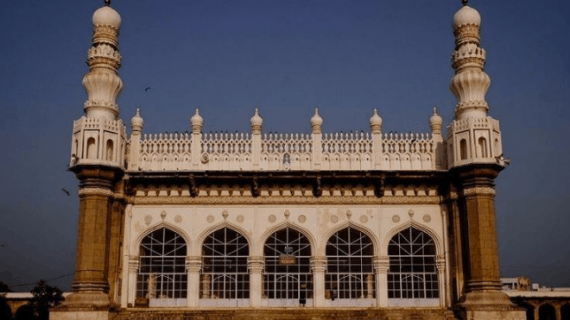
[29,280,63,320]
[0,281,11,293]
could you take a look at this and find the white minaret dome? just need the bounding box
[93,5,122,28]
[453,5,481,29]
[190,108,204,133]
[250,109,263,134]
[310,108,323,127]
[369,109,383,130]
[429,107,443,127]
[131,108,144,130]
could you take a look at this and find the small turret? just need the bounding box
[250,109,263,134]
[310,109,323,134]
[190,109,204,133]
[429,107,443,135]
[131,108,144,133]
[369,109,382,134]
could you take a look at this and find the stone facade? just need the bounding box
[53,1,527,320]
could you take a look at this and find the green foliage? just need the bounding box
[29,280,63,320]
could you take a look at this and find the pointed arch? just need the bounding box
[317,221,379,256]
[136,226,188,305]
[324,225,376,301]
[134,221,191,254]
[381,221,443,256]
[386,226,440,300]
[256,220,316,256]
[194,221,254,256]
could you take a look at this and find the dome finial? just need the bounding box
[462,0,468,6]
[105,0,111,6]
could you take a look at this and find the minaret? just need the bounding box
[448,2,524,319]
[55,1,127,318]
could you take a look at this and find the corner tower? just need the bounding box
[447,2,525,319]
[53,1,126,319]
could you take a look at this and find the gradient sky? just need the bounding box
[0,0,569,291]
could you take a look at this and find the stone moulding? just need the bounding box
[131,195,441,205]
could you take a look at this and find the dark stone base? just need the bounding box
[114,308,457,320]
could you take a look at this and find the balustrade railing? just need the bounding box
[132,130,440,171]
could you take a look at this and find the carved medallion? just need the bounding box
[174,215,182,223]
[392,215,400,223]
[237,215,245,223]
[298,215,306,223]
[144,215,152,225]
[330,215,339,223]
[423,215,431,223]
[360,215,369,223]
[268,215,277,223]
[207,215,215,223]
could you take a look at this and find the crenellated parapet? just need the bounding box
[129,109,445,172]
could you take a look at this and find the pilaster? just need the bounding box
[310,257,327,307]
[248,256,264,307]
[186,256,201,307]
[374,256,389,308]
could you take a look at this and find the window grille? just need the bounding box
[137,228,187,300]
[325,227,374,299]
[387,227,439,299]
[201,228,250,299]
[264,228,312,299]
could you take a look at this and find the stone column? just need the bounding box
[436,256,446,307]
[62,168,122,308]
[374,256,389,307]
[201,275,211,299]
[366,274,374,299]
[127,257,139,307]
[454,166,525,319]
[248,256,264,307]
[310,109,323,170]
[107,197,125,305]
[555,303,562,320]
[311,256,327,307]
[186,256,202,307]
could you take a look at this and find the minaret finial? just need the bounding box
[105,0,111,6]
[462,0,468,6]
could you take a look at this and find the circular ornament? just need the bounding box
[174,215,182,223]
[144,215,152,225]
[360,215,369,223]
[330,215,339,223]
[423,215,431,223]
[298,215,306,223]
[392,215,401,223]
[207,215,215,223]
[237,215,245,223]
[268,215,277,223]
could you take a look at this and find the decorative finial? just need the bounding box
[462,0,468,6]
[105,0,111,6]
[433,107,438,115]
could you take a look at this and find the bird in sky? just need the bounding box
[145,87,152,92]
[62,188,70,196]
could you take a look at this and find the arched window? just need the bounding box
[201,228,249,300]
[387,227,439,300]
[137,228,187,306]
[477,137,487,158]
[539,304,556,320]
[86,137,96,159]
[106,140,114,161]
[325,227,374,301]
[459,139,468,160]
[264,227,312,303]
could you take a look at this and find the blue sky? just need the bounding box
[0,0,569,290]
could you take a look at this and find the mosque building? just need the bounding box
[52,1,527,319]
